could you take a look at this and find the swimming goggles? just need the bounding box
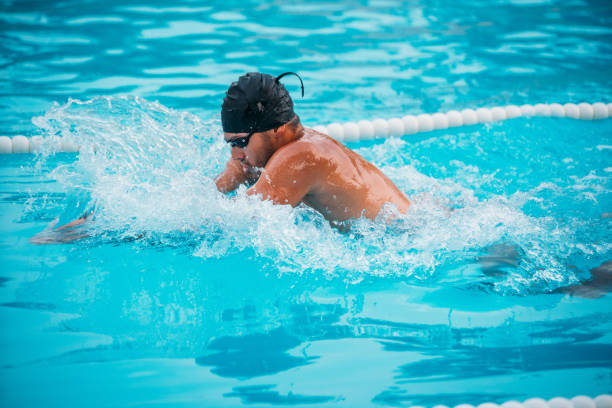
[227,131,254,149]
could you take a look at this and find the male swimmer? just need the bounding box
[31,71,409,245]
[29,72,611,298]
[215,72,410,223]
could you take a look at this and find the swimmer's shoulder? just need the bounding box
[294,127,347,156]
[273,129,323,156]
[265,129,336,175]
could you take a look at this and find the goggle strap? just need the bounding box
[275,72,304,98]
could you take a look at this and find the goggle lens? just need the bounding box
[228,132,254,148]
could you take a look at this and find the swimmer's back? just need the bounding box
[274,128,411,221]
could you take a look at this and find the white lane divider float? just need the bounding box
[314,102,611,143]
[0,134,79,154]
[0,102,610,154]
[420,394,612,408]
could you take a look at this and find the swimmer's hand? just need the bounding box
[215,159,260,194]
[29,211,93,245]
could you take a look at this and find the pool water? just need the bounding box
[1,0,611,407]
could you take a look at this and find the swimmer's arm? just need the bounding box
[247,149,318,207]
[215,159,250,194]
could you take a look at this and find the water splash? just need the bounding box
[29,96,610,294]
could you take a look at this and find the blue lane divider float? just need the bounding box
[1,102,610,153]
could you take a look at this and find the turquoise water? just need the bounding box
[1,0,612,407]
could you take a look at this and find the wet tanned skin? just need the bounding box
[215,121,410,222]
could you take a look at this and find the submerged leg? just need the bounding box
[29,211,94,245]
[554,261,612,299]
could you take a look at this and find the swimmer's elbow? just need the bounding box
[247,186,300,207]
[246,185,269,200]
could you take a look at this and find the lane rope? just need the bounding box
[413,394,612,408]
[1,102,610,153]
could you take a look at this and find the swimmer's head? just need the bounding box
[221,72,304,134]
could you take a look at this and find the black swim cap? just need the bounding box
[221,72,304,134]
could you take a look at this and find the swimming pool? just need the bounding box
[1,0,611,407]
